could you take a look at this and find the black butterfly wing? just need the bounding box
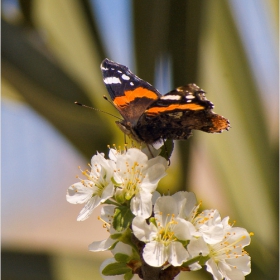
[101,59,161,126]
[136,84,230,143]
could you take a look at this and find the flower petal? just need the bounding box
[174,218,196,241]
[143,242,167,267]
[130,191,152,218]
[89,237,116,252]
[77,196,100,221]
[206,258,223,280]
[100,182,115,201]
[187,237,209,257]
[172,191,197,220]
[66,182,94,204]
[154,196,178,224]
[132,216,157,242]
[167,241,190,266]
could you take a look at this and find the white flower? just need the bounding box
[188,225,251,280]
[110,148,168,219]
[66,152,115,221]
[132,196,196,267]
[192,209,225,244]
[205,227,251,280]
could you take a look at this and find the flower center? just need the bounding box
[209,231,249,262]
[121,161,145,200]
[155,214,178,246]
[80,164,108,197]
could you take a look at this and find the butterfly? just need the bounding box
[101,58,230,144]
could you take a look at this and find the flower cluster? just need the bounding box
[67,147,252,280]
[67,147,167,221]
[132,194,252,279]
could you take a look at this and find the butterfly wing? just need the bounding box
[135,84,230,143]
[101,59,161,126]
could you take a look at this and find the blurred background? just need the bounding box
[2,0,278,279]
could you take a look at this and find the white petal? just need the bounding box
[132,216,157,242]
[218,260,245,280]
[131,191,152,218]
[172,191,197,220]
[112,242,133,256]
[143,156,167,179]
[77,196,101,221]
[108,149,118,161]
[127,148,148,164]
[174,218,196,241]
[188,262,202,271]
[88,237,115,251]
[152,191,161,205]
[206,258,223,280]
[187,237,209,257]
[154,196,178,225]
[91,152,105,167]
[112,172,123,185]
[147,155,168,170]
[91,152,115,178]
[142,242,167,267]
[66,182,93,204]
[141,145,162,158]
[200,224,224,244]
[100,182,115,201]
[141,163,167,191]
[227,227,251,247]
[101,205,116,223]
[226,255,251,275]
[167,241,189,266]
[117,148,147,168]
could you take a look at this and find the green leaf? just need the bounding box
[113,206,135,231]
[115,253,130,263]
[182,255,210,269]
[102,262,131,276]
[149,217,157,227]
[159,139,174,160]
[110,233,123,240]
[124,270,134,280]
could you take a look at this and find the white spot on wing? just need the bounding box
[101,66,109,70]
[104,77,121,84]
[122,74,130,80]
[160,95,181,100]
[130,82,134,86]
[118,70,122,73]
[185,95,195,99]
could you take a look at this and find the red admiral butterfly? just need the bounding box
[101,58,230,144]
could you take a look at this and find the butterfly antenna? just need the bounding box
[103,95,117,109]
[74,102,122,120]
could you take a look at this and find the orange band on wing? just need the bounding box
[114,87,158,107]
[146,103,205,115]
